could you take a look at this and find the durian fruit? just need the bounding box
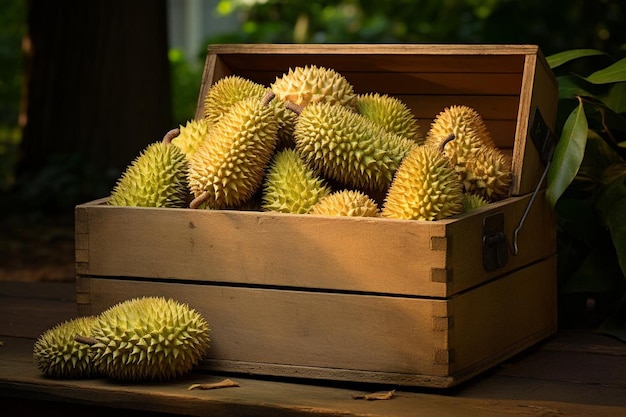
[33,316,99,379]
[356,93,423,144]
[204,75,296,149]
[309,189,380,217]
[382,145,464,221]
[262,148,331,214]
[88,297,210,382]
[108,141,190,208]
[203,75,267,125]
[171,118,211,159]
[425,105,494,174]
[188,96,279,209]
[463,193,489,212]
[271,65,357,109]
[463,145,512,201]
[293,101,417,193]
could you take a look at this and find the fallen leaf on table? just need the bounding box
[352,389,395,401]
[188,378,240,391]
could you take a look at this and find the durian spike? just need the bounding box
[438,133,456,153]
[162,127,181,144]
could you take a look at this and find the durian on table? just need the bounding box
[33,296,211,382]
[105,64,512,221]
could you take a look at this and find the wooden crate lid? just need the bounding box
[195,44,558,196]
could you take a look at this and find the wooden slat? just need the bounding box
[205,43,533,73]
[77,191,555,298]
[86,277,450,379]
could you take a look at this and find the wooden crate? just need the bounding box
[75,44,559,388]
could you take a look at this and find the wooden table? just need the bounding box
[1,281,625,416]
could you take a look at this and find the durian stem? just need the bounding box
[190,191,210,209]
[261,90,276,107]
[162,127,181,144]
[75,335,97,346]
[438,133,456,153]
[284,101,304,115]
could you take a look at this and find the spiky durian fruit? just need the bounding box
[293,102,417,193]
[203,75,267,125]
[203,75,296,149]
[188,96,279,209]
[108,141,189,208]
[463,145,512,201]
[271,65,357,109]
[356,93,423,144]
[310,189,380,217]
[171,118,211,159]
[262,149,331,214]
[33,316,99,379]
[425,105,494,173]
[382,145,464,221]
[89,297,210,382]
[463,193,490,212]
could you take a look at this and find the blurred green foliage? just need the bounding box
[208,0,624,56]
[0,0,26,190]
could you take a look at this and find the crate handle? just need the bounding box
[511,107,556,256]
[511,159,551,256]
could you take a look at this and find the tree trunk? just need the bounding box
[20,0,172,191]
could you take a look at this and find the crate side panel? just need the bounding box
[451,255,557,374]
[83,204,450,296]
[511,54,559,195]
[85,277,451,377]
[446,190,556,294]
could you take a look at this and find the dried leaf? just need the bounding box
[352,389,395,401]
[188,378,240,391]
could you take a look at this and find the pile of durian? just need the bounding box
[108,65,512,221]
[33,297,211,381]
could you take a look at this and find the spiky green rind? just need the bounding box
[33,316,99,379]
[382,146,464,221]
[463,146,512,201]
[203,76,267,126]
[271,65,357,108]
[172,118,211,159]
[356,93,423,144]
[463,193,490,212]
[310,189,380,217]
[293,102,417,193]
[188,97,279,209]
[203,75,294,149]
[90,297,210,382]
[425,105,494,170]
[262,149,331,214]
[108,142,190,208]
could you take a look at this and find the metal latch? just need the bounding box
[482,108,556,271]
[483,212,509,271]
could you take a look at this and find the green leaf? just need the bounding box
[597,181,626,278]
[546,49,606,69]
[601,82,626,114]
[586,58,626,84]
[557,75,596,100]
[547,100,589,207]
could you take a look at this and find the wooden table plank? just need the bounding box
[1,281,625,417]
